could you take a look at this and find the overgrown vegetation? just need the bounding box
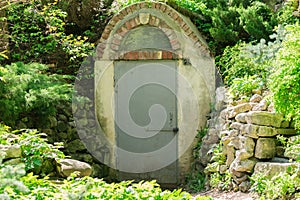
[0,124,212,199]
[0,0,300,198]
[0,62,73,128]
[185,128,208,192]
[250,166,300,199]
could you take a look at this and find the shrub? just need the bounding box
[5,0,95,74]
[269,23,300,129]
[0,62,73,127]
[250,167,300,199]
[0,124,65,176]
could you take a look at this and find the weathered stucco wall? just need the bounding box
[94,2,215,183]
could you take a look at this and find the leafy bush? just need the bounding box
[0,62,73,127]
[250,167,300,199]
[0,124,65,176]
[228,75,265,101]
[204,142,233,191]
[269,23,300,130]
[5,0,94,73]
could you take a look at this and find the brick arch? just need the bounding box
[96,2,210,60]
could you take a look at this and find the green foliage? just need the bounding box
[204,142,233,191]
[269,23,300,130]
[185,128,208,192]
[250,167,300,199]
[5,0,94,73]
[0,124,65,175]
[0,62,73,127]
[229,75,265,100]
[277,135,300,162]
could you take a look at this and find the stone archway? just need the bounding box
[94,2,216,184]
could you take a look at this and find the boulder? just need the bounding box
[228,103,252,119]
[245,111,283,127]
[254,162,300,178]
[0,144,22,159]
[239,181,251,192]
[250,94,262,103]
[240,124,259,139]
[276,128,297,136]
[235,113,247,123]
[257,126,277,137]
[230,158,257,173]
[230,122,243,130]
[199,128,220,166]
[57,158,92,177]
[255,138,276,159]
[252,99,268,111]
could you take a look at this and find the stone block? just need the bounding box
[230,122,243,130]
[276,128,297,136]
[255,138,276,159]
[57,159,92,178]
[228,103,252,119]
[250,94,262,103]
[254,162,300,178]
[257,126,277,137]
[230,158,257,173]
[252,99,268,111]
[235,113,247,123]
[240,124,259,139]
[245,111,283,127]
[0,145,22,159]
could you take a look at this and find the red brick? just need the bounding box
[125,7,132,14]
[125,21,132,29]
[120,9,128,16]
[155,3,160,9]
[160,4,167,12]
[162,51,168,59]
[135,52,140,60]
[140,2,147,8]
[167,52,173,59]
[182,24,189,31]
[172,12,179,20]
[130,18,137,28]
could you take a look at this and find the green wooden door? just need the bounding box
[115,60,178,184]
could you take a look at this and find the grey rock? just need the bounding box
[258,126,277,137]
[230,122,243,130]
[252,99,268,111]
[254,162,300,178]
[239,181,251,192]
[235,113,247,123]
[228,103,252,119]
[240,124,259,139]
[0,145,22,159]
[57,158,92,177]
[276,128,297,136]
[250,94,262,103]
[245,111,283,127]
[230,158,257,173]
[280,120,290,128]
[255,138,276,159]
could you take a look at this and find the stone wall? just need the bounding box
[201,87,299,191]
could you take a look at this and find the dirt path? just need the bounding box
[194,189,258,200]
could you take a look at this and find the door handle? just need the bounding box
[173,127,179,133]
